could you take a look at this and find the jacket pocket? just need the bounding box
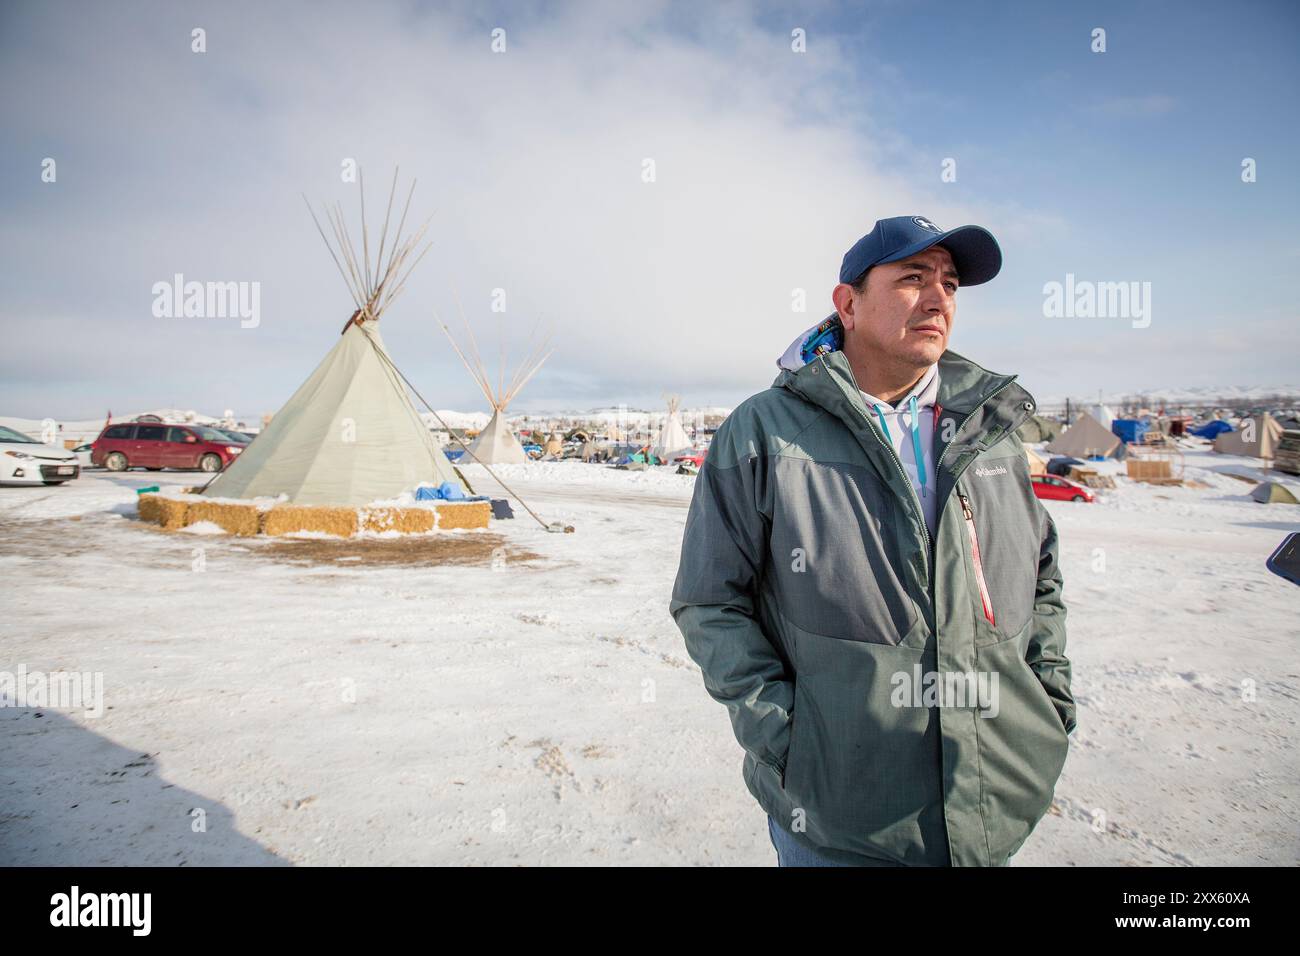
[774,621,948,864]
[769,457,919,645]
[973,627,1071,859]
[958,493,996,627]
[780,679,808,790]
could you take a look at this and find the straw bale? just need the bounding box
[263,505,359,537]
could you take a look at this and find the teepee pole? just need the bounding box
[326,204,367,308]
[503,315,543,399]
[359,167,373,295]
[453,289,495,406]
[504,329,553,406]
[373,168,399,292]
[504,347,555,408]
[439,320,495,405]
[303,195,362,308]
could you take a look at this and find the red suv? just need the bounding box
[1030,474,1095,503]
[91,423,245,473]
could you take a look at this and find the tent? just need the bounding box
[1047,412,1122,459]
[1046,456,1084,477]
[1250,480,1299,504]
[1213,413,1283,459]
[653,394,692,458]
[441,312,554,465]
[1087,404,1116,429]
[204,174,463,506]
[1017,415,1061,444]
[1022,444,1049,475]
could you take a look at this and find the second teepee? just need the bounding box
[442,313,554,464]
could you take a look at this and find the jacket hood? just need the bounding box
[776,314,845,372]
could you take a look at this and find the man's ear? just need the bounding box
[832,282,858,330]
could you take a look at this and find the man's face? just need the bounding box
[836,245,958,368]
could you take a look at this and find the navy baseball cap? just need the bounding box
[839,215,1002,287]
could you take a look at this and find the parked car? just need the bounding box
[1031,474,1095,503]
[671,450,706,468]
[72,443,96,468]
[91,422,244,473]
[0,425,81,485]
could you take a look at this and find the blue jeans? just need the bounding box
[766,816,1010,867]
[767,816,906,867]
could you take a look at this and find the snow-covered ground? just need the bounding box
[2,449,1298,866]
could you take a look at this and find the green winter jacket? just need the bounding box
[669,318,1075,866]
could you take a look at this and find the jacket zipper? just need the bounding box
[958,493,996,626]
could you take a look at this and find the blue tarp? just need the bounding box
[1111,419,1149,444]
[415,481,469,501]
[1189,420,1233,439]
[414,485,492,503]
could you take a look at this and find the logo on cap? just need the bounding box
[912,216,942,233]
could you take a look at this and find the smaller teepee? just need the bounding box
[654,394,692,458]
[442,313,554,464]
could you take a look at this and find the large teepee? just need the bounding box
[654,394,692,458]
[204,173,463,505]
[441,312,554,464]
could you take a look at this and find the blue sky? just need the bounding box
[2,0,1296,421]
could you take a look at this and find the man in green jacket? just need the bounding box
[670,215,1075,866]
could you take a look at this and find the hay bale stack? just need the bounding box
[138,494,189,530]
[434,502,491,530]
[185,500,263,536]
[361,507,436,534]
[140,494,490,536]
[263,505,359,537]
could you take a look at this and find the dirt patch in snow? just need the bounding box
[244,532,544,568]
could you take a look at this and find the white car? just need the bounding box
[0,425,81,486]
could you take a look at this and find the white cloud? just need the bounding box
[0,0,1080,418]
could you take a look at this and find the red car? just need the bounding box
[91,422,245,473]
[1031,474,1095,503]
[671,450,707,467]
